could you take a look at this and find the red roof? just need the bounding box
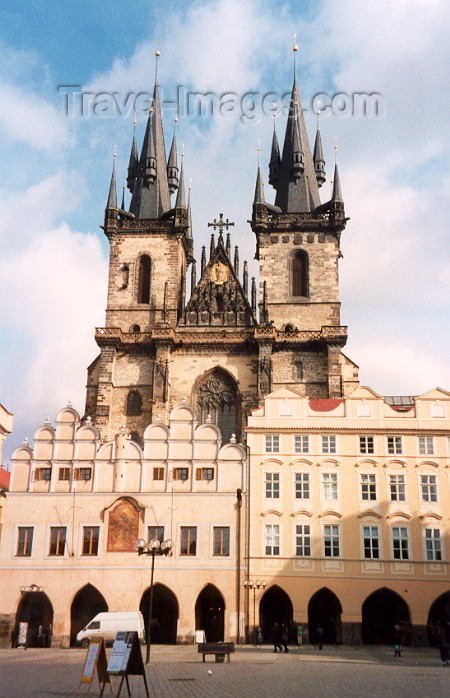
[0,467,10,489]
[309,399,343,412]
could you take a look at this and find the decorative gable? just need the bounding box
[180,237,255,327]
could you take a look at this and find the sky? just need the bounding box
[1,0,449,464]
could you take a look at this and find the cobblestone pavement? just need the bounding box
[0,644,447,698]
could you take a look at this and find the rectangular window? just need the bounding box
[82,526,100,556]
[49,526,66,556]
[180,526,197,556]
[148,526,164,544]
[363,526,380,559]
[418,436,434,456]
[265,472,280,499]
[425,528,442,561]
[295,473,310,500]
[75,468,92,481]
[294,435,309,454]
[196,467,214,481]
[265,435,280,453]
[389,474,406,502]
[265,524,280,556]
[58,467,71,481]
[295,524,311,557]
[387,436,402,455]
[321,435,337,454]
[420,474,437,502]
[392,527,409,560]
[35,467,51,481]
[359,436,374,455]
[153,467,164,481]
[323,525,340,557]
[322,473,338,500]
[213,527,230,556]
[360,473,377,501]
[173,467,189,481]
[16,527,33,557]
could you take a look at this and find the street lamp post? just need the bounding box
[243,579,266,645]
[136,537,173,664]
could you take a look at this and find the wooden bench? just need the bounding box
[198,642,235,663]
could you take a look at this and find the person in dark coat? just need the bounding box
[273,622,283,653]
[394,623,402,657]
[437,625,449,667]
[281,623,289,653]
[316,625,324,650]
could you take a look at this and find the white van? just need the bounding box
[76,611,145,647]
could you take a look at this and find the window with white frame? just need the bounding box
[392,526,409,560]
[389,474,406,502]
[16,527,34,557]
[363,526,380,559]
[294,435,309,454]
[295,472,310,499]
[265,524,280,555]
[265,472,280,499]
[295,524,311,556]
[420,474,437,502]
[387,436,402,455]
[359,436,374,455]
[321,435,337,454]
[213,526,230,556]
[323,524,340,557]
[322,472,338,500]
[360,473,377,501]
[424,528,442,561]
[265,435,280,453]
[418,436,434,455]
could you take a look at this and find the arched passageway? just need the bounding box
[70,584,108,646]
[362,588,410,645]
[308,588,342,645]
[139,584,179,644]
[195,584,225,642]
[259,585,294,643]
[427,591,450,646]
[15,589,54,647]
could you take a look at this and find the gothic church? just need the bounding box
[85,50,359,445]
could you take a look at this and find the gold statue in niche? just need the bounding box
[107,499,140,552]
[210,262,228,285]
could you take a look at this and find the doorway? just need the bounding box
[308,588,342,644]
[70,584,108,646]
[195,584,225,642]
[139,583,179,644]
[362,588,410,644]
[259,585,294,643]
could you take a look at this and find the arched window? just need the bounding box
[137,255,151,304]
[126,390,142,416]
[295,362,303,380]
[292,250,309,297]
[130,324,141,333]
[195,370,239,444]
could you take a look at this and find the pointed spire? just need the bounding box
[209,234,215,259]
[243,261,248,297]
[201,245,206,275]
[226,232,231,258]
[167,118,179,195]
[313,110,326,187]
[127,114,138,193]
[121,183,126,210]
[106,149,117,210]
[190,259,197,296]
[268,114,281,187]
[129,50,171,219]
[187,178,193,239]
[274,41,320,213]
[175,152,186,209]
[332,162,343,204]
[234,246,239,276]
[254,147,265,204]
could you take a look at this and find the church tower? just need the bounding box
[251,41,358,399]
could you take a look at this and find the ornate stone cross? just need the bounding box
[207,213,235,236]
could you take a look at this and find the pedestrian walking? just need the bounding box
[273,621,283,653]
[281,623,289,653]
[437,625,449,667]
[316,624,324,650]
[394,623,402,657]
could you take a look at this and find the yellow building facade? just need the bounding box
[245,386,449,645]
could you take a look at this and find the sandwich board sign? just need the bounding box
[78,637,112,694]
[103,631,148,697]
